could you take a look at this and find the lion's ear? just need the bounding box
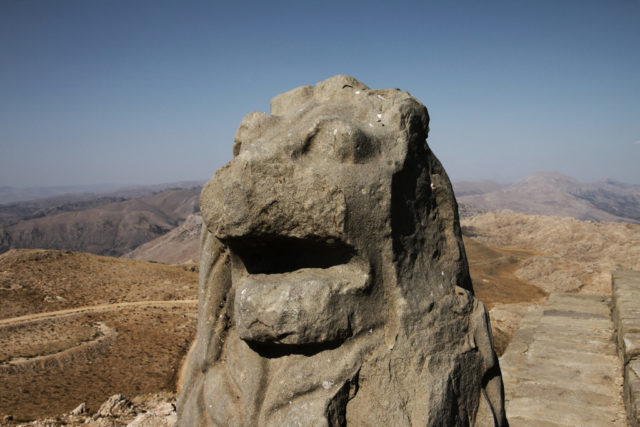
[392,98,430,140]
[270,85,314,115]
[233,111,280,157]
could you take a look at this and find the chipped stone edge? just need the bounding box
[612,270,640,427]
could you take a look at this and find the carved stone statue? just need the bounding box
[177,75,507,426]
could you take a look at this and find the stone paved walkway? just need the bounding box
[500,293,627,426]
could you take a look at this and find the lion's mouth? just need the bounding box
[227,236,371,353]
[228,236,355,274]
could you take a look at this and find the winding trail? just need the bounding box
[0,299,198,373]
[0,299,198,327]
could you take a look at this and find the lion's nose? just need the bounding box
[201,157,347,243]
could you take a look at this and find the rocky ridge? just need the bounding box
[456,172,640,223]
[0,188,201,257]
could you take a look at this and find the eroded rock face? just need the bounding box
[177,75,507,426]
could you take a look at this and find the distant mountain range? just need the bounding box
[0,181,206,225]
[450,180,508,197]
[0,184,125,205]
[0,181,206,205]
[0,183,203,257]
[454,172,640,224]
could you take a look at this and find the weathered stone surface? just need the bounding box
[500,293,626,426]
[70,402,89,416]
[94,394,137,419]
[613,270,640,426]
[127,402,177,427]
[177,75,506,426]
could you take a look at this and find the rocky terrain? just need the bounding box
[462,212,640,295]
[0,249,198,423]
[2,211,637,425]
[462,211,640,382]
[463,236,547,356]
[4,210,636,424]
[456,172,640,223]
[4,392,179,426]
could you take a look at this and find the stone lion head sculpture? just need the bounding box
[177,75,506,426]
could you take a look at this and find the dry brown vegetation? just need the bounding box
[0,250,197,319]
[0,250,198,422]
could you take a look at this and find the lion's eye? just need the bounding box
[301,119,377,164]
[332,126,374,163]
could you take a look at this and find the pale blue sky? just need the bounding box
[1,0,639,187]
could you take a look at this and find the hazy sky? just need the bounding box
[2,0,639,187]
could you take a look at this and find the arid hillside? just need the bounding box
[0,188,201,257]
[0,250,198,422]
[462,212,640,295]
[124,213,202,264]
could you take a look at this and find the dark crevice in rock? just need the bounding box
[247,337,346,359]
[327,371,358,426]
[227,236,356,274]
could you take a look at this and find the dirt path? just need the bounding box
[0,299,198,327]
[0,322,117,374]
